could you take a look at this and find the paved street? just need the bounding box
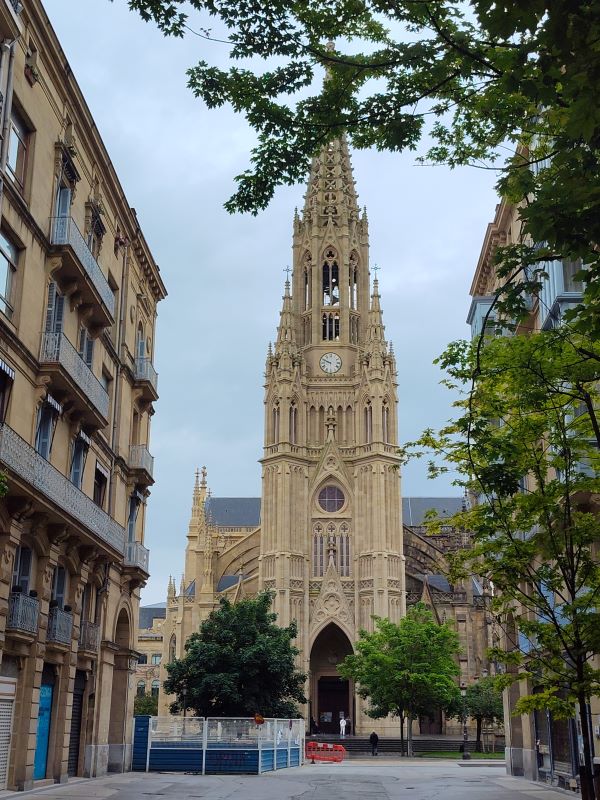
[10,763,572,800]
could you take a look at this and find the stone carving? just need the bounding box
[310,557,353,631]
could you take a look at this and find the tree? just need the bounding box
[163,592,306,718]
[408,327,600,798]
[134,692,158,716]
[464,677,504,753]
[338,603,461,756]
[125,0,600,333]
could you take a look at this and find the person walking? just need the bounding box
[369,730,379,756]
[339,716,347,738]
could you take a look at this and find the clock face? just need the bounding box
[320,352,342,374]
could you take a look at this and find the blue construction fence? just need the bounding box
[133,716,305,774]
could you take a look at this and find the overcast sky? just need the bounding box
[44,0,499,604]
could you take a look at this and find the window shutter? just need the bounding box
[85,335,94,368]
[54,293,65,334]
[44,282,56,333]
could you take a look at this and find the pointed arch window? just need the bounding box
[322,249,339,306]
[169,634,176,663]
[382,402,390,443]
[303,253,312,310]
[364,401,373,444]
[349,252,358,309]
[272,403,280,443]
[289,402,298,445]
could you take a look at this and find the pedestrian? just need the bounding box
[346,718,352,736]
[310,716,317,735]
[339,716,347,737]
[369,730,379,756]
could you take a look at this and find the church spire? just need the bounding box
[302,135,360,228]
[366,276,386,346]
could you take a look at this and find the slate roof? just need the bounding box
[202,497,463,529]
[206,497,261,527]
[401,497,464,527]
[139,603,166,630]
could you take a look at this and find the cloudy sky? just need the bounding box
[44,0,498,604]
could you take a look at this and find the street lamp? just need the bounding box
[461,687,470,760]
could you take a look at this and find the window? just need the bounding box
[70,431,90,489]
[12,546,32,594]
[0,231,18,319]
[151,654,161,666]
[44,282,65,335]
[169,635,176,663]
[137,653,147,665]
[93,462,108,508]
[136,681,146,698]
[382,403,390,444]
[364,402,373,444]
[51,565,67,609]
[136,323,145,361]
[318,486,345,513]
[127,490,143,541]
[289,403,297,444]
[272,404,280,443]
[35,396,61,459]
[562,258,582,293]
[349,253,358,309]
[0,359,15,422]
[322,312,340,341]
[322,255,339,306]
[7,109,29,188]
[78,326,94,368]
[151,680,160,698]
[55,184,72,219]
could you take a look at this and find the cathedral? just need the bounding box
[155,137,492,734]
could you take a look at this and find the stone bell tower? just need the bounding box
[259,136,406,733]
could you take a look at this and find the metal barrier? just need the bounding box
[133,716,305,774]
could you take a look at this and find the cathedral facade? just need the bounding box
[156,138,492,734]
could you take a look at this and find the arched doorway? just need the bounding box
[108,609,131,772]
[310,624,353,734]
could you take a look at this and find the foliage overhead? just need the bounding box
[338,603,461,723]
[124,0,600,333]
[163,593,306,718]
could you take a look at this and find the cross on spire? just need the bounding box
[283,265,292,279]
[372,263,380,277]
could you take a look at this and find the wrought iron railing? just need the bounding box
[40,331,109,419]
[7,593,39,634]
[124,541,150,572]
[48,606,73,645]
[0,423,126,553]
[129,444,154,476]
[134,358,158,393]
[49,216,115,316]
[79,620,100,652]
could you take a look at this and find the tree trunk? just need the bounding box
[576,690,597,800]
[407,713,413,757]
[400,714,405,757]
[475,717,482,753]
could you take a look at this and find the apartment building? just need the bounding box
[0,0,166,789]
[468,199,598,788]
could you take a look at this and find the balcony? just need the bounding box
[49,216,114,328]
[47,606,73,647]
[0,423,125,555]
[129,444,154,485]
[124,541,150,575]
[133,358,158,403]
[0,0,23,40]
[78,620,100,654]
[39,331,109,427]
[538,259,584,330]
[7,593,39,638]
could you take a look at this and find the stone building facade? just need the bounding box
[469,198,599,785]
[154,137,491,736]
[0,0,166,789]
